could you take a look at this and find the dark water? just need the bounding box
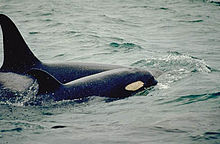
[0,0,220,143]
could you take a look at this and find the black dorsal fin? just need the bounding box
[27,68,62,94]
[0,14,40,73]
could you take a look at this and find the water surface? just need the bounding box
[0,0,220,143]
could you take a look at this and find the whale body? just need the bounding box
[28,68,157,100]
[0,14,158,100]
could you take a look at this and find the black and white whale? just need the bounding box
[27,68,157,100]
[0,67,157,100]
[0,14,158,99]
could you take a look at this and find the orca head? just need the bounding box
[0,14,40,73]
[132,68,158,88]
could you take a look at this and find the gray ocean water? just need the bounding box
[0,0,220,144]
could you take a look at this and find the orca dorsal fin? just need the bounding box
[0,14,40,73]
[27,68,62,94]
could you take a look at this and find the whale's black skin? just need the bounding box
[27,68,158,100]
[0,14,124,83]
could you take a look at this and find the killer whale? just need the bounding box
[0,14,158,98]
[0,14,158,100]
[27,68,157,100]
[0,14,125,83]
[0,68,157,101]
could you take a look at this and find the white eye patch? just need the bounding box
[125,81,144,91]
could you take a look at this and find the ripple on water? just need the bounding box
[109,42,143,53]
[29,32,39,35]
[160,91,220,105]
[191,131,220,142]
[40,13,53,16]
[179,19,204,23]
[153,126,187,133]
[53,53,65,58]
[208,0,220,5]
[1,127,23,133]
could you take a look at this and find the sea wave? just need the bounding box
[132,51,213,90]
[132,51,212,73]
[191,131,220,141]
[109,42,143,53]
[160,91,220,105]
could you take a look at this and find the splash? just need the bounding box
[0,80,39,106]
[133,51,211,73]
[132,51,213,89]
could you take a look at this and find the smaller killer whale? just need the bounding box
[27,68,158,100]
